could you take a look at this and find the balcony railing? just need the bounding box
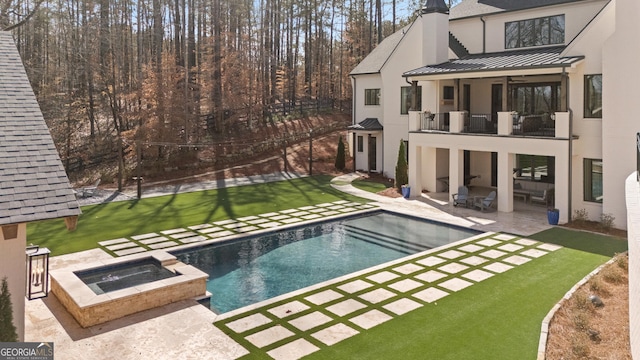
[420,112,449,131]
[464,114,497,134]
[511,114,555,137]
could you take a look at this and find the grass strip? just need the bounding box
[27,175,368,256]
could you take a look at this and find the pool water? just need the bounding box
[75,258,177,295]
[174,211,478,313]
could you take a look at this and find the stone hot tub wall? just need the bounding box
[50,251,208,328]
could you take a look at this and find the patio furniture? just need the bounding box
[530,190,547,205]
[452,186,469,207]
[472,191,496,212]
[80,179,101,198]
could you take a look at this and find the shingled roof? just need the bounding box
[450,0,586,20]
[0,32,81,226]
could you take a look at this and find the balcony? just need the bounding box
[410,111,570,138]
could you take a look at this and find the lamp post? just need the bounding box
[25,245,50,300]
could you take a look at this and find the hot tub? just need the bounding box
[50,251,209,328]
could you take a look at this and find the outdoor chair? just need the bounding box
[530,190,547,205]
[472,191,496,212]
[452,185,469,207]
[80,179,101,198]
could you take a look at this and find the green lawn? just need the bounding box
[351,179,391,193]
[27,175,368,256]
[214,228,625,360]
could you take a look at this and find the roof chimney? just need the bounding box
[420,0,449,65]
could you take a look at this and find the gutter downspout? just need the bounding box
[564,67,573,222]
[480,16,486,53]
[351,75,357,172]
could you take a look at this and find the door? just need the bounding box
[368,136,377,171]
[464,150,470,186]
[491,84,502,129]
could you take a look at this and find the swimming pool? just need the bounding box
[173,211,479,313]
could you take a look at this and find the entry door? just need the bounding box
[368,136,377,171]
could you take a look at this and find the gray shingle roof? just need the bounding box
[348,118,383,131]
[350,25,411,75]
[451,0,586,20]
[0,32,81,226]
[403,46,583,78]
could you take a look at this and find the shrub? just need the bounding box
[616,253,628,270]
[395,140,408,191]
[600,213,615,232]
[573,208,589,224]
[0,277,18,342]
[334,135,346,170]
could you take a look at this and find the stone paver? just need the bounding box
[222,223,247,230]
[480,249,508,259]
[179,235,208,244]
[502,255,531,265]
[538,243,562,251]
[168,232,198,239]
[366,271,400,284]
[383,298,423,315]
[483,262,514,273]
[337,280,374,294]
[438,262,469,274]
[237,216,259,221]
[349,309,393,330]
[416,256,446,267]
[105,242,137,251]
[414,270,447,283]
[388,279,423,293]
[498,243,524,252]
[358,288,396,304]
[515,238,539,246]
[279,209,299,214]
[246,218,270,225]
[493,234,516,241]
[148,241,179,249]
[259,222,282,228]
[235,226,259,233]
[521,249,549,258]
[439,278,473,292]
[189,224,213,230]
[477,239,502,247]
[209,230,235,238]
[130,233,159,241]
[281,218,303,224]
[98,238,129,246]
[320,211,341,216]
[392,263,424,275]
[458,244,484,253]
[326,299,367,317]
[138,236,170,245]
[198,226,225,234]
[267,339,319,360]
[304,289,343,305]
[288,311,333,331]
[213,219,239,226]
[161,228,188,235]
[311,323,359,346]
[268,301,310,318]
[459,256,488,266]
[462,269,494,282]
[412,287,449,303]
[226,313,272,333]
[113,247,146,256]
[260,212,280,217]
[302,214,322,220]
[289,211,310,217]
[439,250,466,259]
[246,326,295,348]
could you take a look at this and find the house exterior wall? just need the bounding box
[450,0,609,55]
[603,0,639,231]
[0,223,27,341]
[626,174,640,360]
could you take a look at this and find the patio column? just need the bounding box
[497,151,515,212]
[555,151,570,224]
[408,144,422,196]
[449,148,463,202]
[423,146,438,192]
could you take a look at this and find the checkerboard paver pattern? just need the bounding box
[215,232,564,359]
[98,201,376,255]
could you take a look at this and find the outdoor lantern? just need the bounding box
[26,245,50,300]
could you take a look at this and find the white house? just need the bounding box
[350,0,636,229]
[0,32,81,341]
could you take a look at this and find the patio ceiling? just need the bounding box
[403,46,584,81]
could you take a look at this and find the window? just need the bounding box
[365,89,380,105]
[584,75,602,118]
[443,86,454,100]
[511,83,560,115]
[401,86,422,114]
[584,158,603,203]
[505,15,564,49]
[357,135,363,152]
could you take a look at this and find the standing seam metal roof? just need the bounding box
[0,32,81,226]
[403,46,583,77]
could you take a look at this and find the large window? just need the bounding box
[584,75,602,118]
[365,89,380,105]
[505,15,565,49]
[357,135,363,152]
[401,86,422,114]
[511,83,560,115]
[584,158,603,203]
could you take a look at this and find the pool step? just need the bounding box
[344,225,431,255]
